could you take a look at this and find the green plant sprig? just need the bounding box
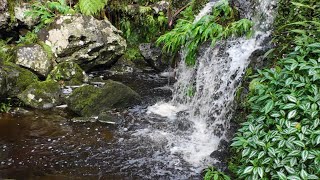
[156,0,253,66]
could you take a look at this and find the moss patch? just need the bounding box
[47,62,88,85]
[18,80,62,109]
[67,80,141,117]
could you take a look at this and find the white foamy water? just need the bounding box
[141,0,277,175]
[194,0,218,22]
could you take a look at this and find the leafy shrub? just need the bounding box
[78,0,108,16]
[231,42,320,179]
[156,0,253,65]
[204,167,231,180]
[25,0,74,32]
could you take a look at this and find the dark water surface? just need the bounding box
[0,72,201,179]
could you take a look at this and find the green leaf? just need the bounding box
[287,95,297,103]
[293,140,305,147]
[288,150,300,156]
[257,167,264,178]
[283,103,296,109]
[288,110,297,119]
[243,166,254,174]
[277,171,287,180]
[264,100,274,114]
[288,175,301,180]
[300,169,308,180]
[308,175,319,179]
[285,166,295,174]
[301,150,308,161]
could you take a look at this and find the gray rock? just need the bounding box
[16,44,53,77]
[139,43,170,71]
[0,0,10,31]
[14,3,38,28]
[67,80,141,117]
[152,1,169,13]
[18,80,62,109]
[0,62,39,98]
[41,14,127,71]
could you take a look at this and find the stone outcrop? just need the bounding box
[139,43,170,71]
[0,62,39,98]
[17,80,62,109]
[67,80,141,117]
[47,61,88,85]
[16,44,53,77]
[41,14,127,71]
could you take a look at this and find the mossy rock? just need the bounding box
[67,80,141,117]
[0,62,39,98]
[18,80,62,109]
[47,62,88,85]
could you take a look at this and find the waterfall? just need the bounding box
[145,0,277,175]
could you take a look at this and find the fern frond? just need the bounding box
[79,0,107,16]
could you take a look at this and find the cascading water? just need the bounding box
[145,0,277,176]
[0,0,279,179]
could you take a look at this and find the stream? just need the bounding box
[0,0,277,179]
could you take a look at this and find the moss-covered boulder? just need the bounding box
[47,62,88,85]
[0,62,39,98]
[67,80,141,117]
[17,80,62,109]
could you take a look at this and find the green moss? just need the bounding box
[47,62,87,85]
[0,39,15,63]
[2,62,39,96]
[67,85,102,116]
[7,0,16,23]
[38,41,53,60]
[18,80,61,109]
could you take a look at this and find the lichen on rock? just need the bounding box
[42,14,127,71]
[18,80,62,109]
[47,61,88,85]
[16,44,53,77]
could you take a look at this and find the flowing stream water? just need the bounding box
[0,0,277,179]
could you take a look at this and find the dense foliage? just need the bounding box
[204,167,231,180]
[156,0,253,65]
[230,0,320,179]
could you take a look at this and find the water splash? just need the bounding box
[146,0,277,173]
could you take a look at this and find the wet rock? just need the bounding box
[0,62,39,98]
[139,43,170,71]
[41,14,126,71]
[67,80,141,117]
[17,80,62,109]
[47,61,88,85]
[16,44,53,77]
[231,0,254,19]
[210,139,230,162]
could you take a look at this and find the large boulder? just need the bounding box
[139,43,170,71]
[47,61,88,85]
[17,80,62,109]
[67,80,141,117]
[16,44,53,77]
[0,62,39,98]
[41,14,127,71]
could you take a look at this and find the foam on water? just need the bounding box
[136,0,277,176]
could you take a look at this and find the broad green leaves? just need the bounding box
[232,39,320,179]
